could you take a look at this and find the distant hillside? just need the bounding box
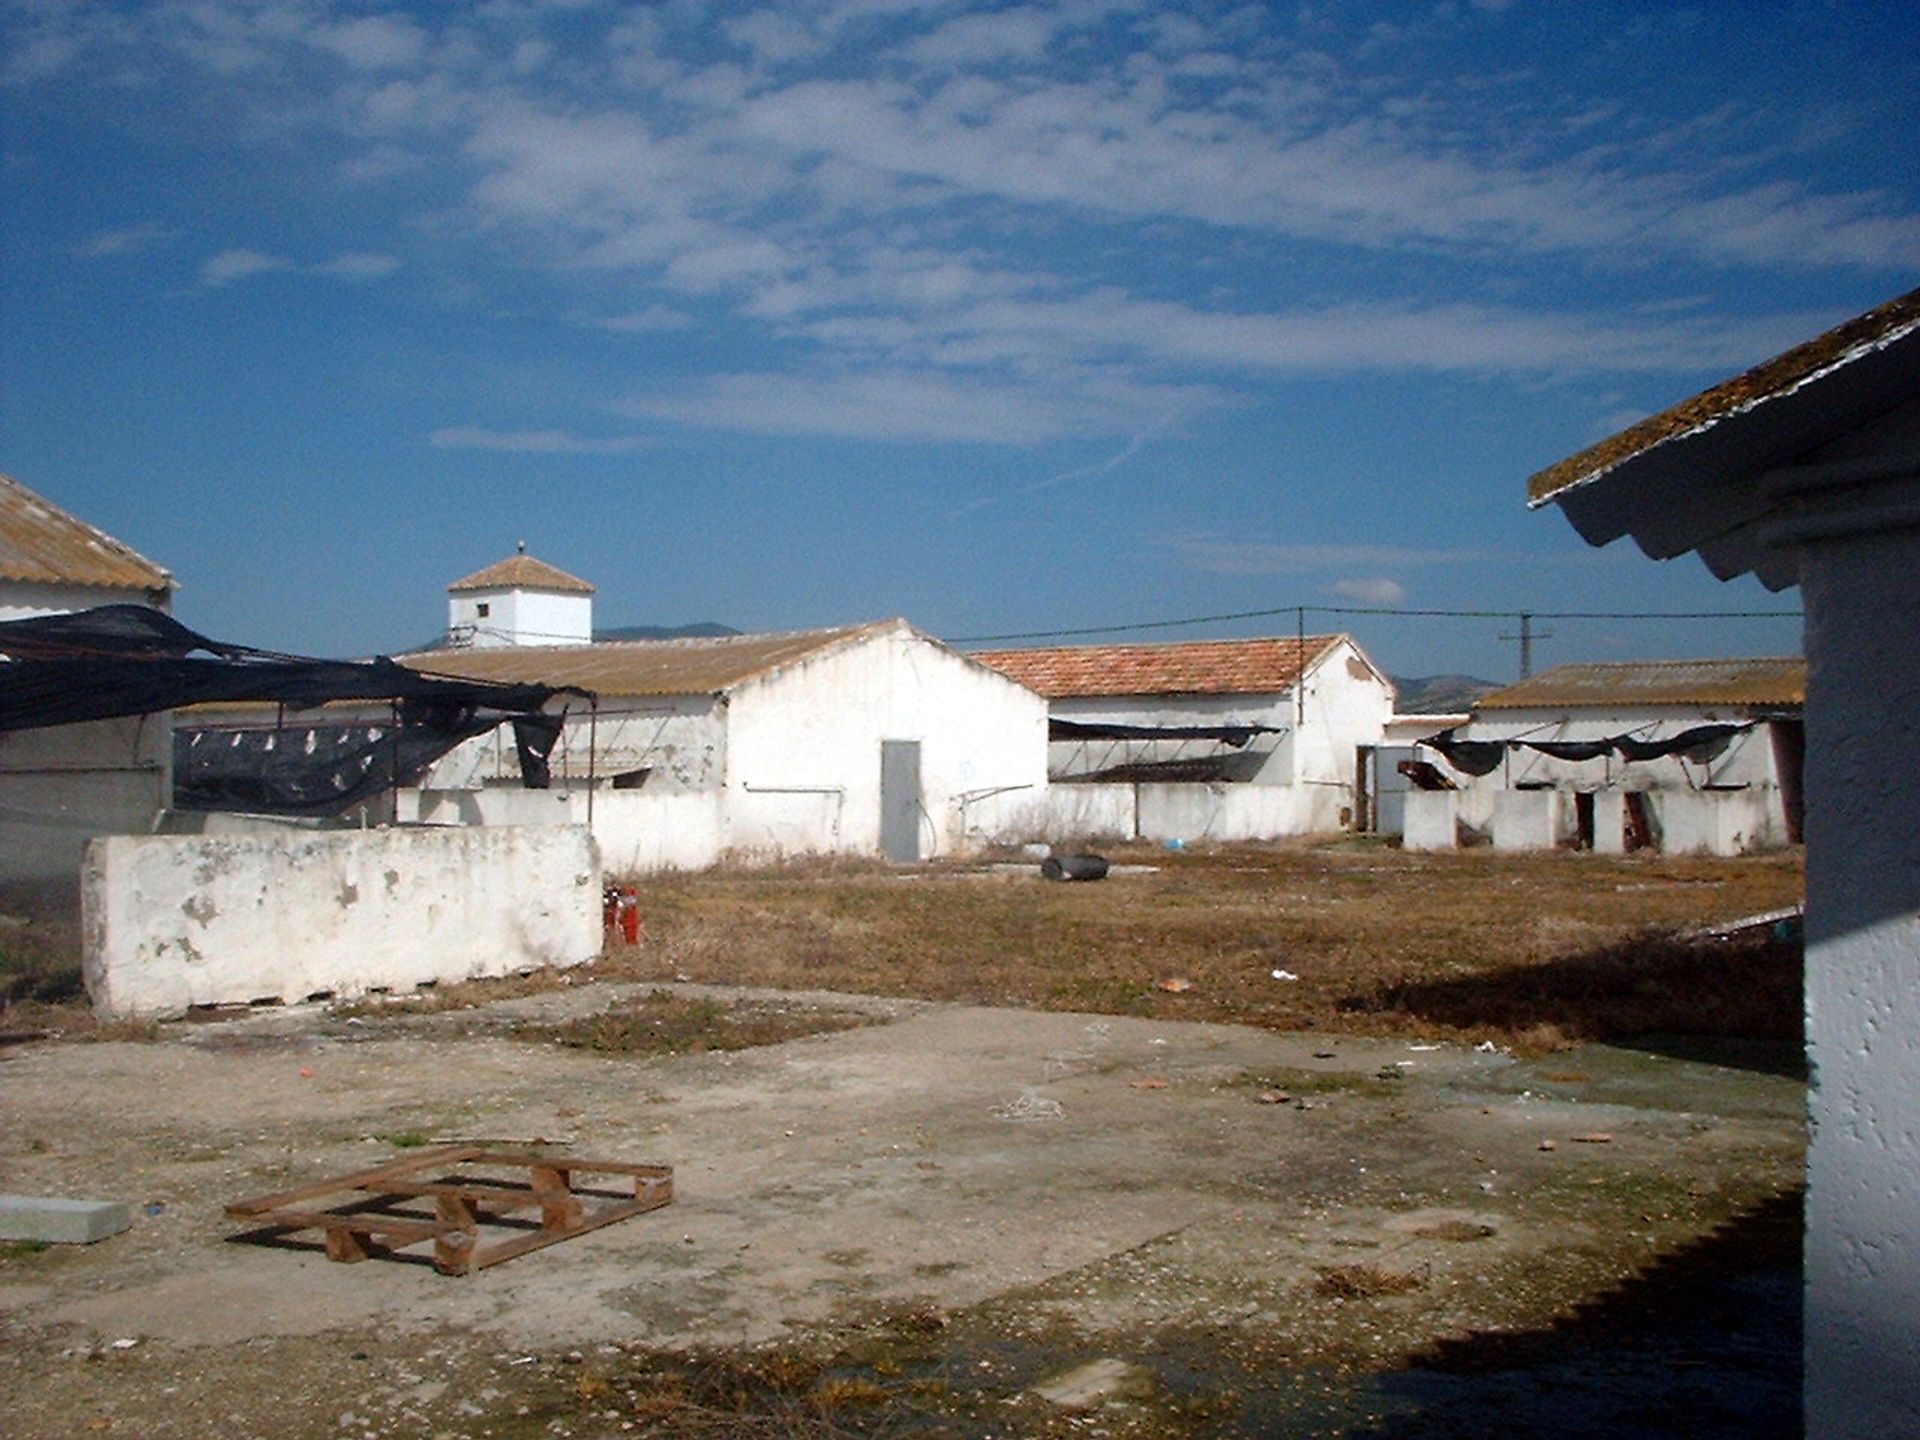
[1391,673,1500,713]
[594,622,741,641]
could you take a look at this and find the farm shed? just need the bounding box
[397,619,1049,869]
[1527,286,1920,1440]
[1406,657,1805,855]
[0,475,174,890]
[969,634,1395,840]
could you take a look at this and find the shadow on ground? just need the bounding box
[1333,1189,1803,1439]
[1340,928,1805,1078]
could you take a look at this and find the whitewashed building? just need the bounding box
[444,546,594,648]
[399,618,1049,870]
[1402,657,1805,856]
[0,474,175,890]
[969,634,1396,841]
[1526,286,1919,1440]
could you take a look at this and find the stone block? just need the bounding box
[0,1195,134,1244]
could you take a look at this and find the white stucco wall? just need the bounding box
[965,783,1136,846]
[1492,790,1560,850]
[0,715,171,891]
[1415,706,1796,855]
[1401,790,1458,852]
[1041,638,1393,804]
[421,695,724,793]
[723,623,1049,860]
[448,587,591,647]
[81,826,602,1018]
[0,580,168,624]
[1799,524,1920,1438]
[1047,691,1295,783]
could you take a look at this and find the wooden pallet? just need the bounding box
[226,1145,673,1275]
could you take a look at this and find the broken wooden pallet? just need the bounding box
[226,1145,673,1275]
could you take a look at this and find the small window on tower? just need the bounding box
[476,602,491,617]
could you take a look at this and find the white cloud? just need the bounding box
[79,223,180,258]
[1328,577,1407,606]
[621,368,1215,445]
[429,426,651,454]
[309,14,430,72]
[316,251,401,279]
[1171,539,1485,576]
[198,248,292,286]
[583,305,696,333]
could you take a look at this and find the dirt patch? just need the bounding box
[0,981,1801,1437]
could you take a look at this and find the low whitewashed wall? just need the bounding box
[966,780,1355,846]
[82,826,601,1018]
[1653,789,1782,855]
[1493,791,1560,851]
[0,717,170,892]
[964,783,1137,845]
[1137,783,1326,842]
[1402,791,1458,852]
[407,788,726,874]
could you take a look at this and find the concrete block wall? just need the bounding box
[1401,791,1458,852]
[82,826,601,1018]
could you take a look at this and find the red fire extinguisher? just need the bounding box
[603,885,639,945]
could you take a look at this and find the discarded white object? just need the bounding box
[992,1088,1064,1122]
[1408,1044,1441,1052]
[1475,1041,1499,1053]
[1271,969,1299,981]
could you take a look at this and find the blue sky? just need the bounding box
[4,1,1915,680]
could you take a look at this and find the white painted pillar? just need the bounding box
[1801,525,1920,1438]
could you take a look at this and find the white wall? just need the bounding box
[1800,521,1920,1438]
[81,826,602,1018]
[421,695,724,792]
[1407,707,1796,855]
[1048,691,1294,783]
[723,623,1049,860]
[0,581,167,624]
[448,587,591,647]
[0,715,170,892]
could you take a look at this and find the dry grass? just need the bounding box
[1314,1262,1430,1299]
[1,841,1805,1055]
[599,842,1803,1051]
[512,992,874,1057]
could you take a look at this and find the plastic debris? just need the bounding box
[1271,969,1299,981]
[1155,977,1193,993]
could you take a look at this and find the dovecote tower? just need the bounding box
[445,542,594,648]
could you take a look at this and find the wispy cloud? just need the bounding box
[79,223,181,258]
[428,427,652,455]
[1328,577,1408,606]
[1170,538,1489,577]
[198,249,293,287]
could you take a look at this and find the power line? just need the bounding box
[949,603,1803,646]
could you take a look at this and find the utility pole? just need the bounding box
[1497,612,1551,679]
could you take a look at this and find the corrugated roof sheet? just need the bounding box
[1474,658,1805,710]
[400,620,899,697]
[447,553,595,594]
[0,473,173,593]
[970,635,1344,699]
[1528,287,1920,507]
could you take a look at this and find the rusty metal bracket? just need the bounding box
[226,1145,673,1275]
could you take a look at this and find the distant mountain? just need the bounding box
[594,622,741,641]
[1391,673,1501,713]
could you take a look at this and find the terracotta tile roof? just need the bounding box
[1528,287,1920,506]
[1474,658,1805,711]
[447,553,595,594]
[970,635,1344,698]
[0,473,172,594]
[401,620,900,697]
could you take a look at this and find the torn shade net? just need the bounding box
[175,718,502,817]
[512,713,566,789]
[1049,718,1283,747]
[1423,728,1507,777]
[1,605,578,817]
[1611,723,1749,764]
